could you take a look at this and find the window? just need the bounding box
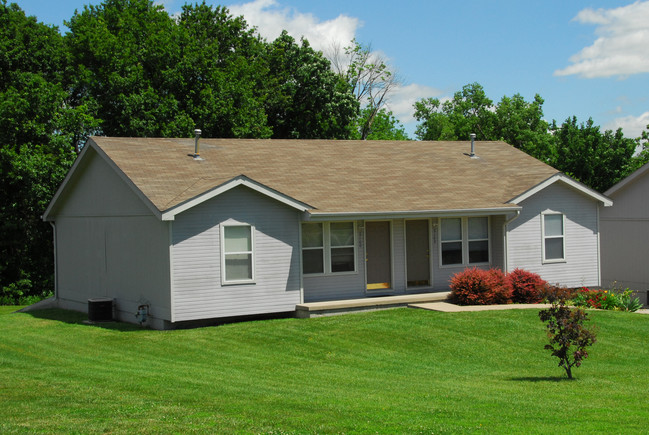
[441,218,463,265]
[221,224,254,284]
[468,217,489,263]
[440,217,489,266]
[543,213,565,262]
[302,222,356,275]
[330,222,355,272]
[302,223,324,274]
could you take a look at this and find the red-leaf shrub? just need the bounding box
[450,267,512,305]
[508,268,547,303]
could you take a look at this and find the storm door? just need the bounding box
[406,220,431,287]
[365,221,392,290]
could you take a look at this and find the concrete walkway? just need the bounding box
[410,302,553,312]
[411,302,649,313]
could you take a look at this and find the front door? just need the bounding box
[365,221,391,290]
[406,220,431,287]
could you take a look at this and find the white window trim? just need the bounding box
[541,212,566,263]
[220,223,255,285]
[301,222,325,276]
[438,217,490,268]
[302,222,357,276]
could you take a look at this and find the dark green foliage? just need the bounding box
[413,83,649,191]
[549,116,640,192]
[264,31,358,139]
[0,0,361,302]
[350,107,409,140]
[539,301,597,379]
[414,82,495,141]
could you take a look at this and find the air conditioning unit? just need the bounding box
[88,298,114,322]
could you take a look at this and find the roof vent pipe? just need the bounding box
[469,133,476,157]
[193,129,202,160]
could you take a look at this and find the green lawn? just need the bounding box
[1,306,648,434]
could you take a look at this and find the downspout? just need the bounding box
[49,222,58,301]
[502,211,520,273]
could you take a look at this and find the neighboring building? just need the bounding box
[43,137,612,329]
[600,162,649,306]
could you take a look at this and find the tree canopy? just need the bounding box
[413,82,648,192]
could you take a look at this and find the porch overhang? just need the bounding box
[302,206,522,222]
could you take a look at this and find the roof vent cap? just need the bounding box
[469,133,477,158]
[193,129,203,160]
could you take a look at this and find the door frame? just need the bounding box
[363,220,394,294]
[404,218,434,291]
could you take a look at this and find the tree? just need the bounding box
[0,1,94,301]
[264,31,358,139]
[65,0,192,137]
[550,117,642,192]
[350,108,409,140]
[539,301,597,379]
[413,82,648,191]
[330,39,401,139]
[414,82,495,141]
[493,93,553,161]
[175,2,270,138]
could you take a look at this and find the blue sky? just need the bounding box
[16,0,649,139]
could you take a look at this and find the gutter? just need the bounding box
[305,206,522,222]
[502,211,521,273]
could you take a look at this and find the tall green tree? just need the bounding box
[493,93,553,161]
[264,31,358,139]
[350,108,409,140]
[0,1,95,301]
[65,0,190,136]
[414,82,496,141]
[174,2,270,138]
[330,39,401,139]
[550,117,641,192]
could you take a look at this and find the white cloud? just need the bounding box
[554,1,649,78]
[385,84,444,124]
[227,0,359,53]
[606,111,649,137]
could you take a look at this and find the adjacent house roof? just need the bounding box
[45,137,609,221]
[604,161,649,197]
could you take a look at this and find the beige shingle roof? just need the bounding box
[91,137,559,215]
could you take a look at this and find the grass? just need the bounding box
[1,306,648,434]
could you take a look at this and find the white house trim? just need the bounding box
[161,176,312,221]
[306,207,522,222]
[604,161,649,196]
[509,173,612,207]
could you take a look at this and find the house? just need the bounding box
[43,136,612,329]
[600,162,649,306]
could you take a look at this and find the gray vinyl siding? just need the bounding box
[171,186,301,321]
[52,149,171,326]
[431,216,501,289]
[507,182,600,287]
[302,221,366,302]
[304,216,505,301]
[601,172,649,292]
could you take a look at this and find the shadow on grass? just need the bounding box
[508,376,573,382]
[21,308,146,332]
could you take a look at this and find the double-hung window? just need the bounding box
[302,223,325,274]
[542,213,565,262]
[221,224,254,284]
[440,217,490,266]
[302,222,356,275]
